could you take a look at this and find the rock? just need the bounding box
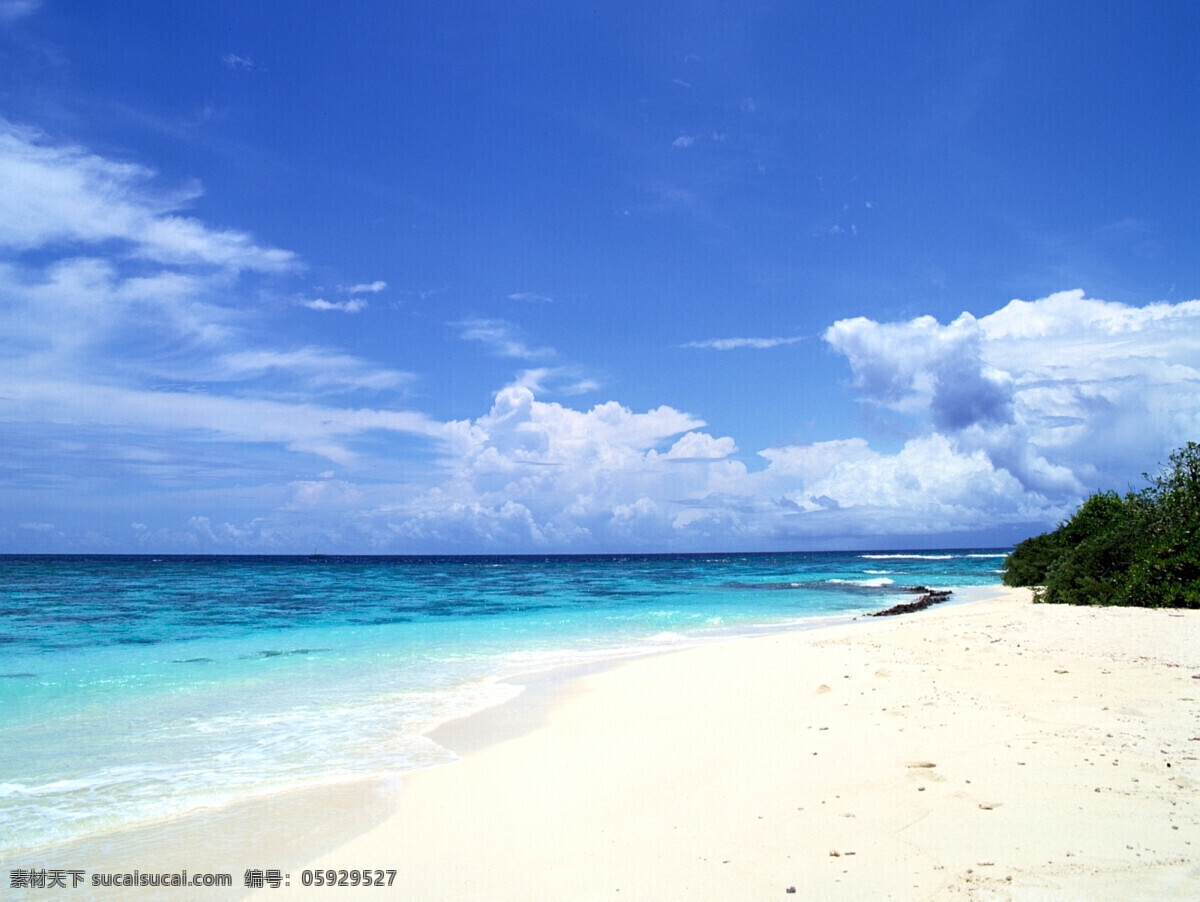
[871,589,953,617]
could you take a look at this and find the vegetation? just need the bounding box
[1003,442,1200,608]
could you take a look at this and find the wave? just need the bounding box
[829,577,895,588]
[860,554,955,560]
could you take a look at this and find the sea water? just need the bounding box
[0,551,1006,853]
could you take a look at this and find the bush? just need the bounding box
[1003,443,1200,608]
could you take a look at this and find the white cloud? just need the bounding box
[457,318,555,360]
[5,119,1197,552]
[221,53,255,71]
[216,348,414,393]
[0,121,294,271]
[0,0,39,21]
[304,298,366,313]
[682,336,805,350]
[672,135,695,148]
[1,379,456,465]
[511,368,599,397]
[658,431,737,460]
[507,292,553,303]
[823,290,1200,499]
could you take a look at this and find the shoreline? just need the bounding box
[17,585,1199,899]
[298,586,1199,900]
[2,594,906,872]
[422,583,995,758]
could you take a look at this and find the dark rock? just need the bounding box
[871,589,953,617]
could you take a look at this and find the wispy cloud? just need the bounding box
[682,336,805,350]
[303,298,366,313]
[7,118,1199,553]
[221,53,255,71]
[0,0,40,22]
[457,318,555,361]
[672,135,695,149]
[0,120,295,271]
[507,292,553,303]
[216,348,414,393]
[512,367,599,397]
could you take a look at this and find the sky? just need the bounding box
[2,0,1199,554]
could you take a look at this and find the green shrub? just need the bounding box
[1003,443,1200,608]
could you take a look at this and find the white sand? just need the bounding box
[292,588,1200,901]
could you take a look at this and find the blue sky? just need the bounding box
[3,0,1199,553]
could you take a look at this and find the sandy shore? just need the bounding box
[39,588,1197,900]
[291,587,1199,901]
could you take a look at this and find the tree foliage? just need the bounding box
[1003,442,1200,608]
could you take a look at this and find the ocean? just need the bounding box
[0,551,1006,855]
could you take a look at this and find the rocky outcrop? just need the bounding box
[871,588,953,617]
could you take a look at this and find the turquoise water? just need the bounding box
[0,552,1006,852]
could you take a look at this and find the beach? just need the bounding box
[293,587,1199,901]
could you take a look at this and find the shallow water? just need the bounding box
[0,551,1006,852]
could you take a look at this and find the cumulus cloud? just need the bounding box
[382,385,750,548]
[823,290,1200,500]
[6,115,1198,553]
[658,431,737,460]
[825,311,1013,429]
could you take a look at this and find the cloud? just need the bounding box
[658,432,737,460]
[215,348,414,393]
[0,121,294,271]
[0,118,442,491]
[1,379,455,465]
[457,318,555,361]
[303,298,366,313]
[672,135,695,149]
[507,292,553,303]
[221,53,255,71]
[823,290,1200,498]
[5,120,1197,553]
[387,385,746,548]
[511,368,599,397]
[825,311,1013,430]
[682,336,805,350]
[0,0,39,21]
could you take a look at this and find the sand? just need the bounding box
[292,588,1200,901]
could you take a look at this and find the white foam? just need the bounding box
[829,577,895,587]
[860,554,955,560]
